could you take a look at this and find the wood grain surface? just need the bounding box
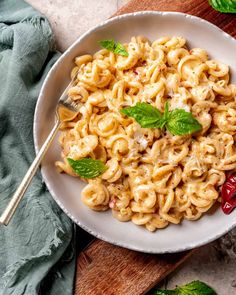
[75,240,193,295]
[75,1,236,295]
[114,0,236,38]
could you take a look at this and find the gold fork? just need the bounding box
[0,77,80,225]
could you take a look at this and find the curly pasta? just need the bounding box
[56,36,236,231]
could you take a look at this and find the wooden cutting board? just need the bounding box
[75,1,236,295]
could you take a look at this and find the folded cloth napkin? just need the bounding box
[0,1,75,294]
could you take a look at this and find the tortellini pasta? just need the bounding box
[56,36,236,232]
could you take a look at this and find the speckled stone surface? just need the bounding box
[27,0,130,51]
[26,1,236,294]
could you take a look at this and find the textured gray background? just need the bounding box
[27,1,236,293]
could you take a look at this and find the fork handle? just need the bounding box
[0,119,61,225]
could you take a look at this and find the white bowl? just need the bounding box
[34,11,236,253]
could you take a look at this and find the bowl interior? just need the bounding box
[34,11,236,253]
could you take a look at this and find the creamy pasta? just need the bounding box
[55,36,236,231]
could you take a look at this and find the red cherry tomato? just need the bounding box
[221,175,236,214]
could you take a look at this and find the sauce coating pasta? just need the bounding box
[56,36,236,231]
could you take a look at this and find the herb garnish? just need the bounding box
[120,102,163,128]
[99,39,128,56]
[67,158,107,179]
[209,0,236,13]
[155,280,217,295]
[121,102,202,136]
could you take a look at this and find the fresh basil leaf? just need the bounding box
[160,101,170,128]
[114,42,129,56]
[120,102,163,128]
[166,109,202,135]
[99,39,116,51]
[164,101,169,118]
[67,158,107,179]
[121,102,202,135]
[155,291,176,295]
[99,39,128,56]
[209,0,236,13]
[155,280,216,295]
[176,280,217,295]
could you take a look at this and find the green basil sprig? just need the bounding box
[121,102,202,136]
[67,158,107,179]
[99,39,128,56]
[120,102,163,128]
[209,0,236,13]
[155,280,217,295]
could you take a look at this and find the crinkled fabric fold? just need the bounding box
[0,1,75,294]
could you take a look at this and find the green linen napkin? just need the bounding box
[0,0,75,294]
